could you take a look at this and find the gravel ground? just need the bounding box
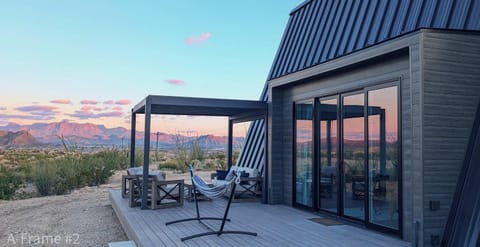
[0,169,213,247]
[0,171,128,247]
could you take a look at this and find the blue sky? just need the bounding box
[0,1,300,134]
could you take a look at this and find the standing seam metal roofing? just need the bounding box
[237,0,480,175]
[268,0,480,80]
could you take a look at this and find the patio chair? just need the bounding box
[125,168,184,209]
[212,166,263,202]
[122,167,164,198]
[165,163,257,241]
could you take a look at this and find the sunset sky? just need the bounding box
[0,1,300,136]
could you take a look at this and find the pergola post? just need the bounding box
[141,99,152,209]
[227,119,233,169]
[130,112,136,168]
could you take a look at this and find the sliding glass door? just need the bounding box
[342,92,365,220]
[295,100,313,207]
[318,97,338,213]
[367,86,399,230]
[295,83,400,233]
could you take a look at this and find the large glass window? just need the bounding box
[292,83,400,233]
[319,97,338,212]
[342,92,365,220]
[367,86,399,230]
[295,101,313,206]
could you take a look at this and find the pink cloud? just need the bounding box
[166,79,184,85]
[80,99,99,105]
[112,106,123,111]
[77,106,103,113]
[50,99,71,104]
[80,106,95,112]
[16,105,58,112]
[99,111,123,117]
[68,111,123,120]
[115,99,131,105]
[185,32,211,45]
[103,100,114,105]
[4,105,57,120]
[0,113,55,121]
[0,107,6,111]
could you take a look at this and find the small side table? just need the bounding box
[185,183,211,202]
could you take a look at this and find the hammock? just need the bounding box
[165,163,257,241]
[191,167,240,199]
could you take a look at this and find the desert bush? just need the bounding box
[0,167,23,200]
[31,162,57,196]
[158,160,178,170]
[29,148,128,196]
[189,140,204,161]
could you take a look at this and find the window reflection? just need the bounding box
[295,101,313,206]
[319,98,338,212]
[368,86,399,230]
[342,92,365,220]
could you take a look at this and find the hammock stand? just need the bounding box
[165,163,258,241]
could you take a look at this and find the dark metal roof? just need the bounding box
[235,86,268,174]
[132,95,266,119]
[268,0,480,80]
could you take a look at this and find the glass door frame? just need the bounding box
[340,90,368,222]
[292,80,402,236]
[293,99,315,209]
[363,81,403,235]
[316,95,341,215]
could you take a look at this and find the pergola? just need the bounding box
[130,95,267,209]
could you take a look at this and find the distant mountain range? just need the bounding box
[0,121,244,150]
[0,130,43,148]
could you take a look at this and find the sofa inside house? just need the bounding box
[212,165,262,202]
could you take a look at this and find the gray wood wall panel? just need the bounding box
[268,87,285,204]
[421,30,480,246]
[281,99,293,206]
[409,40,424,246]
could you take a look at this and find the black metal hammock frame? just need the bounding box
[165,163,258,241]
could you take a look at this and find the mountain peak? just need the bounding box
[0,130,42,147]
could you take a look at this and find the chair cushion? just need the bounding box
[216,170,228,180]
[127,168,164,181]
[212,179,230,187]
[127,167,143,175]
[150,170,165,181]
[225,168,236,181]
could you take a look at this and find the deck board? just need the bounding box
[110,190,409,247]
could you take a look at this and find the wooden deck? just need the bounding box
[110,190,409,247]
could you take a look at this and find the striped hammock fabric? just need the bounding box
[190,166,239,199]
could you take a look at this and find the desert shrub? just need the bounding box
[30,148,129,196]
[32,162,57,196]
[158,160,187,173]
[0,167,23,200]
[189,141,204,161]
[158,160,178,170]
[203,161,216,170]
